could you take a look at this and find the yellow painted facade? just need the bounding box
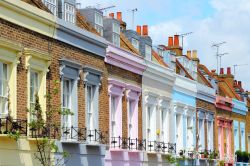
[0,37,22,119]
[24,48,51,124]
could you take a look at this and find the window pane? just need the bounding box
[65,3,75,23]
[132,38,139,50]
[145,45,152,60]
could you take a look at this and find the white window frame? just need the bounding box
[111,95,117,138]
[44,0,57,15]
[0,62,8,116]
[186,116,193,149]
[145,44,152,60]
[112,22,120,47]
[95,12,103,36]
[161,108,167,142]
[128,99,135,138]
[62,79,72,130]
[29,70,39,122]
[86,84,95,131]
[207,121,214,150]
[198,119,205,150]
[131,38,139,50]
[64,3,75,23]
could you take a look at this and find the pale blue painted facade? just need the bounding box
[234,121,240,152]
[173,90,196,107]
[232,99,248,115]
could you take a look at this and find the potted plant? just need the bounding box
[219,160,225,166]
[200,151,205,158]
[165,154,176,165]
[204,150,209,158]
[242,151,249,163]
[179,149,184,156]
[235,150,242,162]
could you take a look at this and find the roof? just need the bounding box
[197,68,213,88]
[152,50,168,67]
[176,59,194,80]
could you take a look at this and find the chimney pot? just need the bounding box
[117,12,122,21]
[142,25,148,36]
[136,25,141,35]
[187,50,191,59]
[234,80,238,86]
[220,68,224,75]
[238,81,242,87]
[227,67,231,75]
[174,35,179,46]
[192,50,198,59]
[211,69,216,73]
[168,37,173,47]
[109,13,114,18]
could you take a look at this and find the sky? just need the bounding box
[78,0,250,90]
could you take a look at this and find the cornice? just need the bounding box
[105,44,146,75]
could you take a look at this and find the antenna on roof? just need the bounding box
[99,5,116,11]
[179,32,193,49]
[212,41,226,74]
[233,64,248,75]
[127,8,138,30]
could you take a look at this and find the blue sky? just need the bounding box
[79,0,250,90]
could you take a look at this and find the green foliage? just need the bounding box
[8,130,20,141]
[219,160,225,166]
[242,151,249,163]
[165,154,176,164]
[236,150,242,162]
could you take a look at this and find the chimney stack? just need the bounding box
[142,25,148,36]
[220,68,224,75]
[117,12,122,21]
[174,35,179,46]
[168,37,173,47]
[187,50,191,59]
[109,13,114,18]
[136,25,141,35]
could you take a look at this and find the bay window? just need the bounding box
[112,22,120,47]
[95,12,103,36]
[131,38,139,50]
[0,62,8,116]
[44,0,56,15]
[145,44,152,61]
[65,3,75,23]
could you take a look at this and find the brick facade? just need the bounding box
[196,98,217,150]
[0,18,109,134]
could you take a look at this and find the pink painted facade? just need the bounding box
[216,96,234,164]
[105,44,146,166]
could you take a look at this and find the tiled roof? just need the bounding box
[197,68,213,88]
[152,50,168,67]
[120,33,140,55]
[176,59,194,80]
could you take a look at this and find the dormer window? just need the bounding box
[112,22,120,47]
[158,49,163,57]
[145,44,152,60]
[131,38,139,50]
[44,0,56,15]
[95,12,103,36]
[65,3,75,23]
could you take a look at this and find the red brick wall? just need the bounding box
[0,18,109,134]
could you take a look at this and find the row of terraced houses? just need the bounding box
[0,0,250,166]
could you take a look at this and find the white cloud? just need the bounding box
[149,0,250,90]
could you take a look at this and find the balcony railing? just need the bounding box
[110,137,146,151]
[0,117,27,136]
[148,141,176,154]
[29,125,60,139]
[61,127,108,144]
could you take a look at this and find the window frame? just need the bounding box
[44,0,57,15]
[131,38,139,50]
[64,3,75,23]
[0,62,8,116]
[145,44,152,60]
[29,70,40,122]
[62,78,72,128]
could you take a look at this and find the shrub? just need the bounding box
[242,151,249,163]
[235,150,242,162]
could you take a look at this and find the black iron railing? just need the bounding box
[110,137,146,151]
[148,141,176,154]
[0,117,27,135]
[29,125,59,139]
[61,127,108,144]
